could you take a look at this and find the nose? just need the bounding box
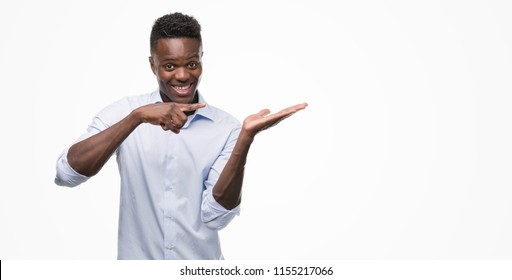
[174,66,190,82]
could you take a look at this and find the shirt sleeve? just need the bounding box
[54,116,109,187]
[200,125,242,230]
[55,97,132,187]
[54,94,126,188]
[54,146,91,187]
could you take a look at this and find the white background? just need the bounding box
[1,0,511,260]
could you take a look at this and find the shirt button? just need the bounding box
[166,244,174,250]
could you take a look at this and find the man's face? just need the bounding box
[150,38,202,104]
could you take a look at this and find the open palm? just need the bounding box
[243,102,308,137]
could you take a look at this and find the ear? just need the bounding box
[149,56,156,75]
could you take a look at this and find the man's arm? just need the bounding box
[67,102,205,177]
[212,103,308,210]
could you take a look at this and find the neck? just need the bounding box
[159,90,199,104]
[159,91,200,116]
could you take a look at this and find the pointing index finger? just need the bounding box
[177,103,206,112]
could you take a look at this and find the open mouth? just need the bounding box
[171,83,194,97]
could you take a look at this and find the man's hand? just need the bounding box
[211,102,307,209]
[242,102,308,139]
[135,102,206,134]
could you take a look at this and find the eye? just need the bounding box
[187,62,198,69]
[164,64,174,71]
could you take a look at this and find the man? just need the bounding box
[55,12,307,260]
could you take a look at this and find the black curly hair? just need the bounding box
[150,12,202,54]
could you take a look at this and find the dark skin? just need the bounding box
[67,37,307,210]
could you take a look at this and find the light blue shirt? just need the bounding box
[55,90,241,259]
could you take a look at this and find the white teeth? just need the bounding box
[174,84,191,89]
[172,84,193,96]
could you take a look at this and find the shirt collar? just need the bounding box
[195,92,214,121]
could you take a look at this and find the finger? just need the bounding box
[177,102,206,112]
[258,103,307,129]
[160,122,174,131]
[261,113,293,131]
[172,111,188,125]
[263,110,296,123]
[278,102,308,115]
[160,121,180,134]
[257,109,271,117]
[267,103,307,120]
[297,102,309,109]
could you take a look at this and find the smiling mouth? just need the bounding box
[172,83,193,96]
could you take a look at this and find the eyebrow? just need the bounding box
[160,53,201,62]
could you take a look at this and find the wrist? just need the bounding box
[238,128,255,145]
[129,108,145,126]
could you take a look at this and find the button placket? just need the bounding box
[163,139,178,257]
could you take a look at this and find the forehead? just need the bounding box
[153,37,202,59]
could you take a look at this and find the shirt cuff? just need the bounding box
[201,191,241,230]
[54,149,90,187]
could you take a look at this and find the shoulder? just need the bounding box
[96,91,156,126]
[202,104,241,129]
[196,92,240,129]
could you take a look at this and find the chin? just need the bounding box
[171,94,195,104]
[174,89,198,103]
